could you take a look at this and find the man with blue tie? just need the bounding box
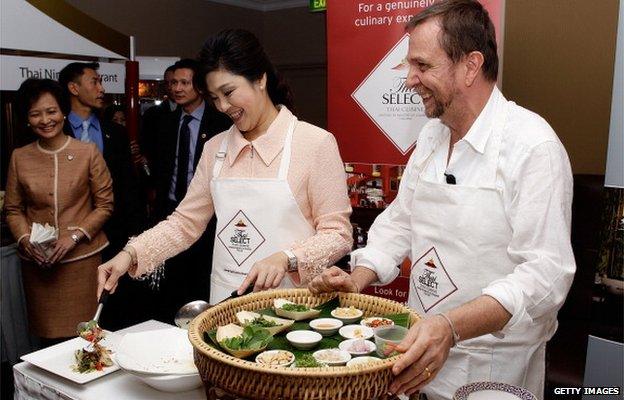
[59,62,144,260]
[148,58,230,323]
[59,62,147,329]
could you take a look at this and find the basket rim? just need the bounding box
[188,288,419,378]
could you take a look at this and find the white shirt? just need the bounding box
[352,87,576,331]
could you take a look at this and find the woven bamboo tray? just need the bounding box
[188,288,421,400]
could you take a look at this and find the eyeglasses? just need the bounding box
[444,173,456,185]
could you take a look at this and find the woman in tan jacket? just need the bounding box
[5,78,113,340]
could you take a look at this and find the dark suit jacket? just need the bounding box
[64,119,145,258]
[147,102,230,321]
[151,103,231,221]
[140,101,177,165]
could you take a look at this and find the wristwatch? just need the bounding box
[283,249,298,272]
[70,233,80,244]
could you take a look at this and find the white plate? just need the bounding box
[20,331,121,384]
[454,382,537,400]
[116,327,197,375]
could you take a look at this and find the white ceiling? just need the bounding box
[205,0,309,11]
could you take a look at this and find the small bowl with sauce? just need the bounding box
[309,318,343,336]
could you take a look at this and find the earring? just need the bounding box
[26,123,30,127]
[260,85,265,90]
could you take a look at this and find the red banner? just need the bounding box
[328,0,504,164]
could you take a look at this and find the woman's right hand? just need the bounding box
[19,237,47,266]
[308,266,359,295]
[97,251,132,299]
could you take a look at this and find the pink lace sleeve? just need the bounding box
[291,135,353,285]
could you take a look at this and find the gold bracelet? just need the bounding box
[437,312,460,347]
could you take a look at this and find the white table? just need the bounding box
[13,320,206,400]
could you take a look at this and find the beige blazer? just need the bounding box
[5,136,114,262]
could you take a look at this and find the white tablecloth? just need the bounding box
[13,320,206,400]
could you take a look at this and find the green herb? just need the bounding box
[220,325,273,351]
[294,353,323,368]
[384,313,411,328]
[281,303,310,312]
[244,316,279,328]
[204,330,218,348]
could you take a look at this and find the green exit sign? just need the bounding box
[309,0,326,12]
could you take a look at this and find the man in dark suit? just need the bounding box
[59,62,147,329]
[140,64,177,168]
[149,58,230,323]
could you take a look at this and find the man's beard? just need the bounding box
[425,95,450,119]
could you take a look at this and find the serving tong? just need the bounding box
[76,289,110,350]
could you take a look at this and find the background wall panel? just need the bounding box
[502,0,619,174]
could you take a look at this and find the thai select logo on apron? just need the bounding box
[217,210,266,267]
[411,246,458,312]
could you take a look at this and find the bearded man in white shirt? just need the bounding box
[309,1,575,399]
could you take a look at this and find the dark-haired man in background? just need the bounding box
[59,62,147,329]
[140,64,178,169]
[148,58,230,323]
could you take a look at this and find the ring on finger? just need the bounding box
[423,366,432,379]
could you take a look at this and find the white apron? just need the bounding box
[408,103,555,400]
[209,117,315,304]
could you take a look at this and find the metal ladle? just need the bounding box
[174,287,254,329]
[76,289,110,335]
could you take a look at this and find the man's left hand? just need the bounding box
[238,251,289,294]
[389,315,454,396]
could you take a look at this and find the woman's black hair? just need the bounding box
[198,29,295,112]
[16,78,69,125]
[103,104,126,124]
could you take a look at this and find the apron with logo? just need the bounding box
[407,102,554,400]
[209,117,315,304]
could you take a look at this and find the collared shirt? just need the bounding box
[352,86,575,331]
[128,106,353,286]
[68,112,104,153]
[167,99,178,112]
[168,101,205,202]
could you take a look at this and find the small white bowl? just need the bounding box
[309,318,343,336]
[346,356,382,367]
[339,324,374,340]
[360,317,395,329]
[286,330,322,350]
[255,350,295,367]
[312,349,351,366]
[330,307,364,324]
[338,339,376,356]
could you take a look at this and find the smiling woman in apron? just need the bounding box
[97,29,353,306]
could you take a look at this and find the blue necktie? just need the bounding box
[175,115,194,201]
[80,120,91,143]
